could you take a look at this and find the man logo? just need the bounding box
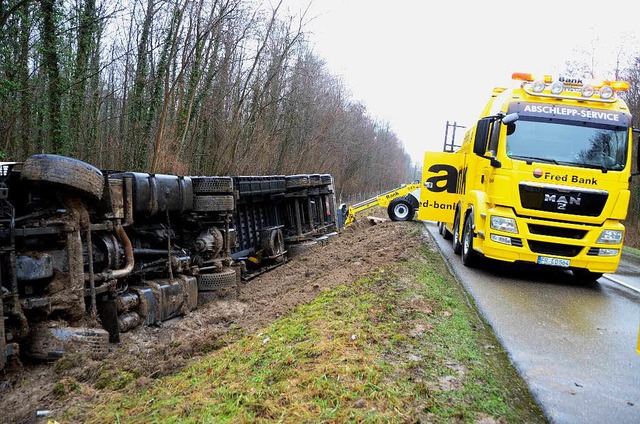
[533,168,543,178]
[544,193,581,211]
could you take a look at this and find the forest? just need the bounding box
[1,0,640,245]
[0,0,414,200]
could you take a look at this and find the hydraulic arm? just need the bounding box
[340,183,420,227]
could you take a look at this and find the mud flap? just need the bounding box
[418,152,462,223]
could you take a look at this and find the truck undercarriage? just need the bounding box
[0,154,337,370]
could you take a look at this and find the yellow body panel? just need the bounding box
[418,74,633,275]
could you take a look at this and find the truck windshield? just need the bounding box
[505,119,628,171]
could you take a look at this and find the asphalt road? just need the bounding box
[423,221,640,424]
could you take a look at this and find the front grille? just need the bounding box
[528,224,587,239]
[528,240,583,257]
[519,183,608,216]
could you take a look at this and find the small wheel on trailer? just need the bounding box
[261,228,286,261]
[20,154,104,200]
[387,198,413,222]
[461,215,480,267]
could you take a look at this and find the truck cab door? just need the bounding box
[418,152,463,222]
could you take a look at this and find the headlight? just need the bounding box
[599,85,614,99]
[490,216,518,233]
[597,248,619,256]
[550,81,564,94]
[596,230,623,244]
[531,79,546,93]
[581,84,595,97]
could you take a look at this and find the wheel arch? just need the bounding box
[463,190,489,235]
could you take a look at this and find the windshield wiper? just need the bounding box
[510,155,559,165]
[575,162,609,173]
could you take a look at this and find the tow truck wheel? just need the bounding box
[438,222,453,240]
[572,268,603,283]
[452,212,462,255]
[462,216,480,267]
[388,198,413,222]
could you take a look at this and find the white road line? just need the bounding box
[602,273,640,296]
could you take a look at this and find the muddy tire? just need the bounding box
[21,154,104,200]
[308,174,322,187]
[197,268,238,291]
[193,194,235,212]
[26,325,109,361]
[388,198,413,221]
[285,174,310,189]
[191,176,233,194]
[261,228,285,258]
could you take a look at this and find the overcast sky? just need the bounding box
[280,0,640,164]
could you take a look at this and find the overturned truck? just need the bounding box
[0,154,337,370]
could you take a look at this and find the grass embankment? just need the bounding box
[66,234,546,423]
[623,245,640,256]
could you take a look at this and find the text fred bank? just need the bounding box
[542,171,597,185]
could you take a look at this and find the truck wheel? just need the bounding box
[191,176,233,194]
[462,216,480,267]
[452,211,462,255]
[388,198,413,221]
[285,174,310,189]
[439,222,453,240]
[572,269,603,283]
[197,268,238,291]
[21,154,104,200]
[405,195,419,210]
[193,195,235,212]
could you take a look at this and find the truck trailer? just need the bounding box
[0,154,337,370]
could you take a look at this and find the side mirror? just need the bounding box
[630,127,640,178]
[473,117,492,156]
[473,117,501,168]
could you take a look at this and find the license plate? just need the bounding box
[537,256,570,267]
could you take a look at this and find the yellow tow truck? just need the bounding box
[419,72,637,282]
[339,183,420,227]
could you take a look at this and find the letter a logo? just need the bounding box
[426,164,458,193]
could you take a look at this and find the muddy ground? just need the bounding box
[0,213,428,423]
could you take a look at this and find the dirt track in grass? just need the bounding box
[0,213,426,423]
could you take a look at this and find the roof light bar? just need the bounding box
[513,71,630,101]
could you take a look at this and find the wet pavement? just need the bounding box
[424,221,640,424]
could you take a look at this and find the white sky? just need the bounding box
[281,0,640,164]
